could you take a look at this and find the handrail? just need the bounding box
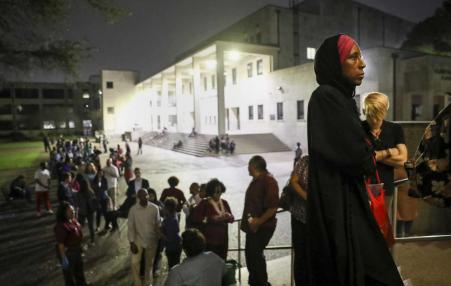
[229,179,449,285]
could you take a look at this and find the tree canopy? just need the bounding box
[402,0,451,56]
[0,0,128,77]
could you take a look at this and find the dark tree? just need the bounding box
[0,0,128,77]
[402,0,451,55]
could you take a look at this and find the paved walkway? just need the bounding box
[1,140,451,285]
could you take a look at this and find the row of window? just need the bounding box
[248,100,305,121]
[0,88,76,99]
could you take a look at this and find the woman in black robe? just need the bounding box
[306,34,403,286]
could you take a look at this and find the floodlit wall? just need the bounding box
[101,70,139,135]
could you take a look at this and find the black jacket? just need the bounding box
[307,34,403,286]
[118,178,150,216]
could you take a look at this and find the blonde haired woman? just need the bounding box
[362,92,408,221]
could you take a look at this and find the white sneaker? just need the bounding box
[47,209,54,214]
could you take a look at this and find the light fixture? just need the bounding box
[98,90,103,95]
[205,60,217,70]
[228,50,241,61]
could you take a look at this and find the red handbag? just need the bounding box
[366,167,395,247]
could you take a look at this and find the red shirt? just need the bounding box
[55,219,83,247]
[191,198,234,245]
[160,188,187,213]
[241,172,279,232]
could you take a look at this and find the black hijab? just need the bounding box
[314,34,356,98]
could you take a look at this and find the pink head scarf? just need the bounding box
[337,34,357,64]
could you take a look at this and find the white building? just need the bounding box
[101,1,451,149]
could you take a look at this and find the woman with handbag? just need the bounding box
[307,34,403,286]
[289,155,308,285]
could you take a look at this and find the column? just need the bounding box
[216,44,226,135]
[175,67,184,132]
[192,57,202,133]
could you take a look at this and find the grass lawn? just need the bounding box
[0,141,44,170]
[0,141,46,190]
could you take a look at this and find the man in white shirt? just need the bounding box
[34,162,52,217]
[128,188,161,286]
[165,229,226,286]
[103,158,119,210]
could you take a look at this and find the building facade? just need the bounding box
[101,0,451,149]
[0,77,102,137]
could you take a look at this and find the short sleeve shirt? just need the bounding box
[55,220,83,247]
[34,168,50,192]
[241,172,279,230]
[362,120,405,195]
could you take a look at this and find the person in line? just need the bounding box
[362,92,408,222]
[35,162,53,217]
[137,137,143,155]
[241,155,279,286]
[103,158,119,211]
[182,182,201,229]
[128,188,161,286]
[294,142,302,165]
[108,167,150,232]
[58,172,75,206]
[123,153,134,184]
[192,178,234,260]
[289,156,309,285]
[160,176,187,219]
[92,169,109,232]
[55,201,88,286]
[8,174,31,202]
[306,34,403,285]
[148,188,165,278]
[164,228,226,286]
[76,178,96,245]
[162,197,182,269]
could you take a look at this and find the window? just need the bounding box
[43,121,56,129]
[0,104,11,115]
[189,82,193,94]
[277,102,283,120]
[232,68,237,84]
[107,107,114,114]
[203,77,208,91]
[248,106,254,120]
[258,104,264,120]
[15,88,39,99]
[42,89,64,99]
[82,91,90,99]
[157,91,162,107]
[257,59,263,75]
[68,120,75,128]
[59,121,66,129]
[168,91,176,107]
[307,47,316,60]
[168,115,177,127]
[297,100,304,120]
[106,81,114,89]
[211,75,216,89]
[157,115,161,129]
[247,63,253,78]
[0,88,11,98]
[149,100,152,107]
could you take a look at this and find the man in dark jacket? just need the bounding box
[109,167,150,231]
[306,34,403,286]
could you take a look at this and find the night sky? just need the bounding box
[48,0,446,81]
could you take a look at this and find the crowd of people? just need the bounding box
[9,33,422,286]
[208,134,236,154]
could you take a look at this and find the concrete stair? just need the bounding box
[136,132,291,157]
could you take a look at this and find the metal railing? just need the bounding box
[227,178,451,285]
[228,209,293,285]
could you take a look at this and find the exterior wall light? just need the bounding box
[228,51,241,61]
[205,60,217,70]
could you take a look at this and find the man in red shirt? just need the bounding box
[241,155,279,286]
[160,176,187,214]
